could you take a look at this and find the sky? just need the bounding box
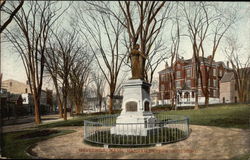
[1,2,250,91]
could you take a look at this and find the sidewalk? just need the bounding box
[31,125,250,159]
[2,113,73,133]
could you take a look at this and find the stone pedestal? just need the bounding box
[110,79,156,136]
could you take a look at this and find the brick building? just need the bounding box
[158,56,228,106]
[2,79,31,94]
[2,79,53,113]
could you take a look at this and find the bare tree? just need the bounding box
[75,2,128,114]
[180,2,211,109]
[169,5,181,109]
[0,0,24,33]
[224,36,250,103]
[4,1,67,124]
[69,48,93,114]
[199,3,237,106]
[0,0,24,88]
[46,28,82,120]
[44,46,64,118]
[179,2,237,108]
[85,2,173,82]
[114,73,128,96]
[91,71,107,112]
[117,1,173,81]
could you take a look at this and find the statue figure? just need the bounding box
[128,44,147,80]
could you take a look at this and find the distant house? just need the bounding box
[84,96,107,112]
[150,91,159,107]
[158,56,228,106]
[85,95,123,112]
[220,68,250,103]
[7,94,23,105]
[2,79,53,114]
[2,79,31,94]
[0,88,9,107]
[220,72,237,103]
[21,93,33,105]
[106,95,123,111]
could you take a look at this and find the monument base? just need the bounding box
[110,79,157,136]
[110,112,156,136]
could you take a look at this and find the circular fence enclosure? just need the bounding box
[83,113,190,147]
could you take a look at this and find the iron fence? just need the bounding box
[83,113,190,147]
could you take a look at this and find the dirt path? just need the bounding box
[31,125,250,159]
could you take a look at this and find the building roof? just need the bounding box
[158,56,228,75]
[220,72,234,83]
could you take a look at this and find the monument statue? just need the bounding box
[111,44,156,136]
[128,44,147,80]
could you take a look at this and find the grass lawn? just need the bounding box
[37,116,89,128]
[2,129,75,159]
[158,103,250,129]
[2,104,249,159]
[37,110,121,129]
[38,104,250,129]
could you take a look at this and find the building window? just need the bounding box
[161,75,166,82]
[213,79,217,87]
[177,63,181,69]
[176,81,181,88]
[160,84,165,91]
[166,74,170,82]
[198,89,202,96]
[187,80,191,87]
[198,78,202,87]
[213,90,217,97]
[25,88,28,93]
[10,82,12,87]
[219,70,223,77]
[213,68,216,76]
[210,89,213,96]
[186,69,191,78]
[176,71,181,79]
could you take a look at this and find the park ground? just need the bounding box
[1,104,250,159]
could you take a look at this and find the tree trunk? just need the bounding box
[63,104,67,120]
[76,104,81,114]
[194,60,199,110]
[58,99,63,118]
[109,95,113,114]
[194,80,199,110]
[63,94,67,120]
[99,97,102,112]
[194,93,199,110]
[238,90,244,103]
[70,100,73,117]
[205,96,209,107]
[34,95,41,124]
